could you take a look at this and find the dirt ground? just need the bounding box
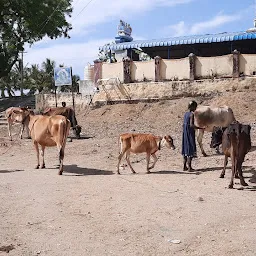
[0,91,256,256]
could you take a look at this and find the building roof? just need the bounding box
[99,31,256,51]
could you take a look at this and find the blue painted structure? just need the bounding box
[115,20,133,44]
[100,31,256,51]
[54,67,72,86]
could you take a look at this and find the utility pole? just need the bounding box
[71,67,75,112]
[20,51,27,96]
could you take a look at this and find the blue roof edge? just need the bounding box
[99,31,256,51]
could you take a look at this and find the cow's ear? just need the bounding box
[12,110,22,114]
[164,135,170,141]
[222,127,227,132]
[241,125,251,135]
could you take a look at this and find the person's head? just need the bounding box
[188,100,198,112]
[61,101,66,107]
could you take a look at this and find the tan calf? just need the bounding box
[12,110,70,175]
[117,133,175,174]
[5,107,33,140]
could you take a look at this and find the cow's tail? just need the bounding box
[59,119,70,160]
[118,135,122,155]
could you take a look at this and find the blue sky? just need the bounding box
[24,0,256,79]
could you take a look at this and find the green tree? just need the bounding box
[25,64,45,94]
[41,58,55,92]
[60,74,80,92]
[0,68,20,97]
[72,74,80,93]
[26,58,55,93]
[0,0,72,78]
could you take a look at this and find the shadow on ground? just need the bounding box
[236,186,256,191]
[244,167,256,184]
[151,170,198,175]
[63,164,114,176]
[249,146,256,153]
[68,135,94,141]
[197,166,227,172]
[153,167,225,175]
[0,169,24,173]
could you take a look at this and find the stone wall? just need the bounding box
[36,93,93,110]
[196,55,233,78]
[131,60,155,82]
[101,62,124,83]
[36,78,256,110]
[91,77,256,103]
[97,53,256,83]
[161,58,190,80]
[240,54,256,76]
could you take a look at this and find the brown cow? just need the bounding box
[194,105,236,156]
[5,106,34,140]
[12,109,71,175]
[43,107,81,139]
[117,133,175,174]
[220,121,251,189]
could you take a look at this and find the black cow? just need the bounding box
[220,121,251,189]
[210,126,227,154]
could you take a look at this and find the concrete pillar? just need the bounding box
[189,53,196,81]
[123,57,131,83]
[232,49,240,78]
[93,59,102,84]
[93,60,102,84]
[154,56,162,82]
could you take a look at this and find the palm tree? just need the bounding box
[26,64,45,93]
[60,74,80,93]
[41,58,55,92]
[72,74,80,93]
[25,59,56,94]
[42,58,55,76]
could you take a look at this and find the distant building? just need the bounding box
[95,20,256,84]
[99,20,256,61]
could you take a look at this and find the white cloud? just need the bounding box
[157,0,194,6]
[133,35,147,41]
[163,12,241,37]
[24,38,112,78]
[165,21,186,37]
[190,13,240,34]
[69,0,195,36]
[23,0,195,78]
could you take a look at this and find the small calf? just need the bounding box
[117,133,175,174]
[220,121,251,189]
[5,107,33,140]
